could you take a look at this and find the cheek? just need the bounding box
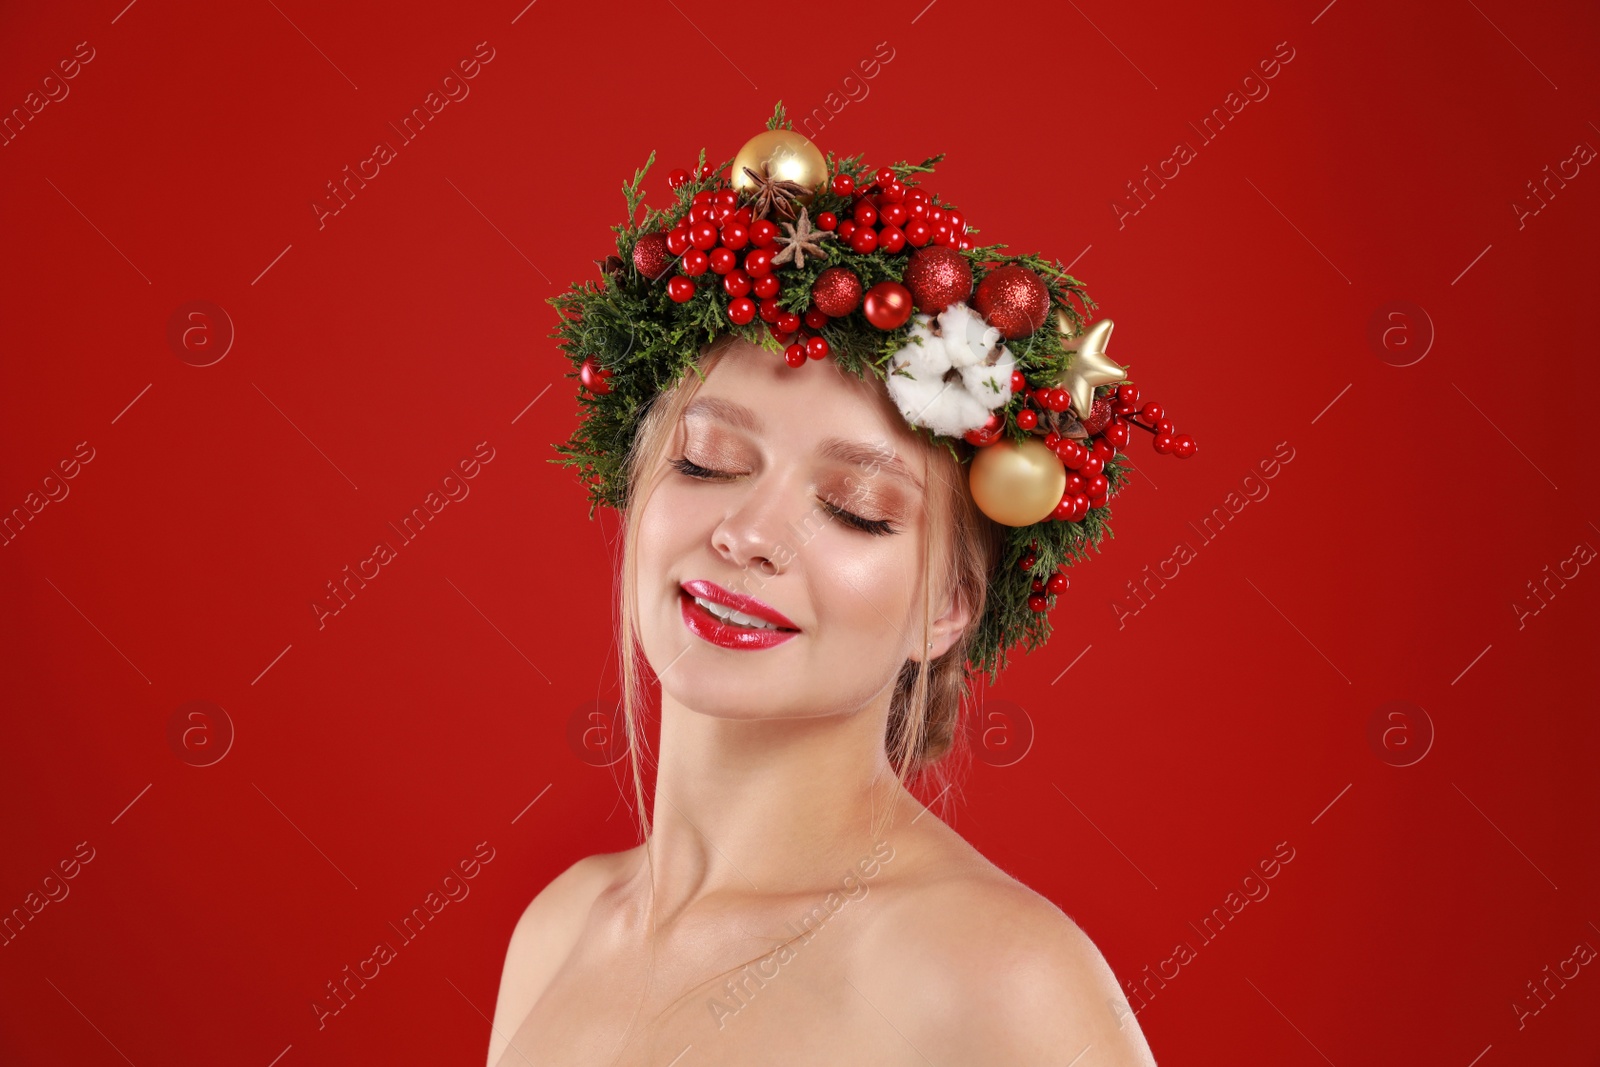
[635,481,699,578]
[817,531,927,640]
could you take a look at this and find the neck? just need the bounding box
[642,689,909,919]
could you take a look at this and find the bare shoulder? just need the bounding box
[855,842,1157,1066]
[483,847,639,1067]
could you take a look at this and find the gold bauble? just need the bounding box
[968,437,1067,527]
[729,129,828,202]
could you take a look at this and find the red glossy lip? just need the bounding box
[680,580,799,630]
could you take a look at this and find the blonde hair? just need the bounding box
[612,336,1004,844]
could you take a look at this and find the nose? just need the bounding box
[709,472,804,578]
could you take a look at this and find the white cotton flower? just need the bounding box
[884,301,1016,437]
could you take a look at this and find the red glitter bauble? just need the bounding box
[811,266,864,318]
[862,282,914,330]
[901,246,973,314]
[632,232,672,280]
[972,264,1050,339]
[1080,397,1114,435]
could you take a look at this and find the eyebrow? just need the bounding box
[682,395,925,491]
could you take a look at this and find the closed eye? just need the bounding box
[669,456,898,537]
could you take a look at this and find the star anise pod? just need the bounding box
[594,254,625,288]
[742,164,809,221]
[770,208,833,270]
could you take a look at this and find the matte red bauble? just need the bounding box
[973,264,1050,339]
[902,246,973,314]
[862,282,914,330]
[811,266,864,317]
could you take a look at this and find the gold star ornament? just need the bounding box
[1055,313,1127,418]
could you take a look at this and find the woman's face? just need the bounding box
[633,340,969,723]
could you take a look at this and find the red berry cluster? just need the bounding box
[815,166,974,255]
[1046,383,1196,524]
[1017,540,1071,613]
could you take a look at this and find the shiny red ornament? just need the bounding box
[632,232,672,280]
[862,282,914,330]
[811,267,864,317]
[901,246,973,314]
[579,357,612,395]
[972,264,1051,339]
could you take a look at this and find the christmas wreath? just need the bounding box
[549,103,1196,684]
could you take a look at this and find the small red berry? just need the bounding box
[720,222,749,250]
[803,308,829,329]
[723,270,752,298]
[775,311,801,334]
[784,345,807,368]
[1047,572,1069,596]
[849,227,878,254]
[690,223,717,250]
[752,274,780,299]
[875,166,895,186]
[727,297,756,325]
[709,248,736,275]
[668,277,695,303]
[831,174,855,196]
[1017,409,1038,430]
[1028,594,1049,613]
[750,220,779,248]
[816,211,838,232]
[878,226,906,253]
[681,249,709,276]
[806,335,830,360]
[668,168,690,191]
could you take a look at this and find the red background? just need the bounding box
[3,0,1597,1063]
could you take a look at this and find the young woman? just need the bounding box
[486,114,1190,1065]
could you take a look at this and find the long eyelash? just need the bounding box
[671,456,896,535]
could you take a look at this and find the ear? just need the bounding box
[920,580,974,663]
